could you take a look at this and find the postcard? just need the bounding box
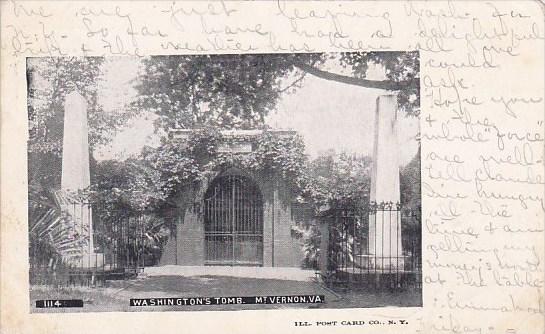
[1,1,543,333]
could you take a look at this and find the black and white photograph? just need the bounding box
[27,52,421,312]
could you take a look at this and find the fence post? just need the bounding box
[319,218,329,280]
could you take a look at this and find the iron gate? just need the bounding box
[203,175,264,266]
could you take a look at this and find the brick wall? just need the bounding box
[270,179,304,268]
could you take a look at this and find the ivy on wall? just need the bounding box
[90,128,312,215]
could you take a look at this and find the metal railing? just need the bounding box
[319,203,421,290]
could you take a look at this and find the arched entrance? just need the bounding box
[203,174,264,266]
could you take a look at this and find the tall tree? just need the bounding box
[132,52,419,132]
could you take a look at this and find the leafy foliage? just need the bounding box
[90,130,380,218]
[302,153,373,209]
[87,159,174,267]
[340,51,420,116]
[140,129,309,202]
[28,185,88,268]
[400,147,422,232]
[291,223,322,269]
[400,147,421,210]
[90,158,165,213]
[132,52,419,135]
[133,54,324,130]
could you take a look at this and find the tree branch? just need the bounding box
[292,61,414,91]
[279,71,308,93]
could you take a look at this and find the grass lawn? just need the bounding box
[30,275,421,313]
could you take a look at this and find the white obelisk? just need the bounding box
[61,91,94,265]
[368,94,403,271]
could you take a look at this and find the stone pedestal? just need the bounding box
[368,95,403,271]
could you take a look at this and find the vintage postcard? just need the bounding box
[1,1,543,333]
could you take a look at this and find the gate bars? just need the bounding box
[203,174,264,266]
[94,209,147,276]
[320,202,422,290]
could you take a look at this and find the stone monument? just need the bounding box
[367,94,404,271]
[60,91,101,268]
